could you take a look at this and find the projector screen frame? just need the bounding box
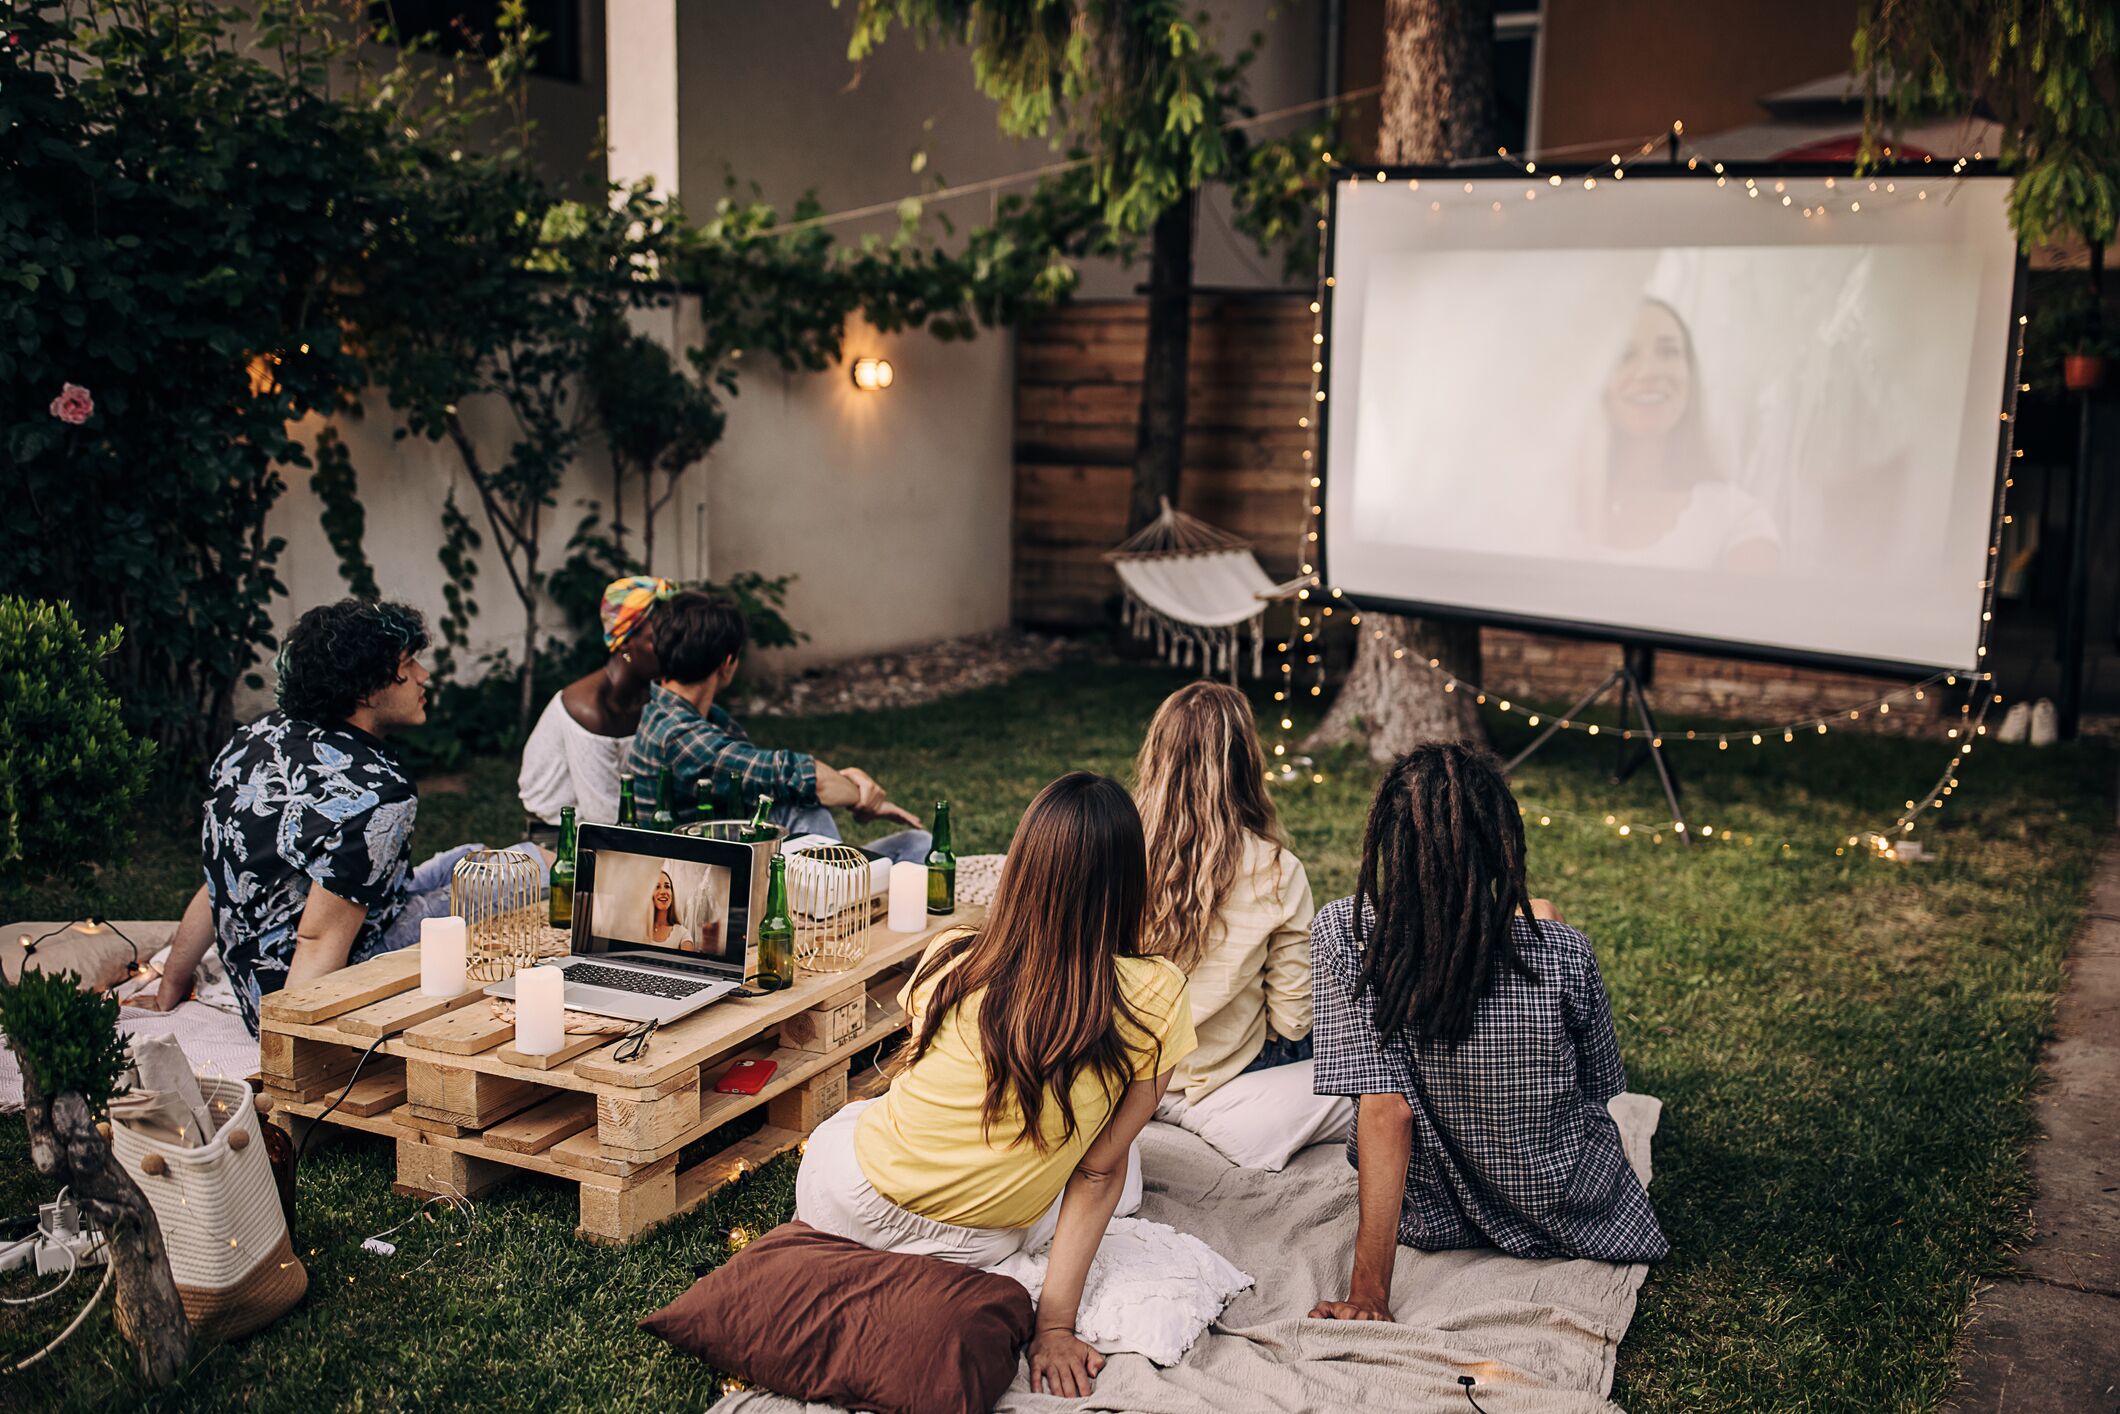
[1314,158,2025,682]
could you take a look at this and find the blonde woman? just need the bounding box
[1134,682,1315,1104]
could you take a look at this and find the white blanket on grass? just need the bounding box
[0,944,257,1111]
[720,1092,1662,1414]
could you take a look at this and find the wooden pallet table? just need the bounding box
[256,908,980,1243]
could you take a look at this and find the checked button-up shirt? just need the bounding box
[1312,896,1668,1263]
[623,683,820,816]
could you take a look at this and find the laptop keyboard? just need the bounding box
[565,963,714,1001]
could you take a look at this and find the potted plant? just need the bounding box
[2063,319,2115,392]
[2024,283,2117,395]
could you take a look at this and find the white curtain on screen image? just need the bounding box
[1322,175,2017,670]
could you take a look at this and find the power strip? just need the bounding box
[33,1198,106,1276]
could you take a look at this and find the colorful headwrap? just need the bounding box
[601,576,675,653]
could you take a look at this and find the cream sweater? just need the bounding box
[1167,833,1316,1103]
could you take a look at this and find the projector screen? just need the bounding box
[1321,171,2019,673]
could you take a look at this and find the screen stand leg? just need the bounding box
[1504,649,1690,846]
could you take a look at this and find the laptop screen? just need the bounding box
[572,825,754,977]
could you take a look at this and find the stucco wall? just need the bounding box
[248,1,1321,713]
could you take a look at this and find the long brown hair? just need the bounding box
[1354,744,1539,1047]
[1134,682,1289,971]
[905,772,1151,1152]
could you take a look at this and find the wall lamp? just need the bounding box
[850,356,895,392]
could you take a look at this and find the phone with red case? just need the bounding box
[714,1058,778,1095]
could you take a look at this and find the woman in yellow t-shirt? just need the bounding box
[795,772,1196,1398]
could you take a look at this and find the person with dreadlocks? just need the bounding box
[141,599,547,1034]
[1308,744,1665,1323]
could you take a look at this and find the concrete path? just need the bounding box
[1951,842,2120,1412]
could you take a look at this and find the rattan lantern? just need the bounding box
[449,849,556,982]
[786,844,875,974]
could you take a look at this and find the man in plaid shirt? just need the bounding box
[623,592,933,863]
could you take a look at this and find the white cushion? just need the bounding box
[988,1217,1251,1366]
[1159,1058,1354,1172]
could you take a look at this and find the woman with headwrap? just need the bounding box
[518,576,675,829]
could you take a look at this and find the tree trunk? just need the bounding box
[1377,0,1500,165]
[640,469,657,573]
[16,1063,190,1385]
[1309,0,1497,763]
[519,538,540,741]
[1129,191,1198,533]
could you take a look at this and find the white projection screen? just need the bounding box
[1321,170,2020,673]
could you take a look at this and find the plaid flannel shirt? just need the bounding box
[1312,896,1668,1263]
[623,684,819,814]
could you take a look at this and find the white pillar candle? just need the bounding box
[514,964,566,1056]
[419,916,468,998]
[887,862,928,932]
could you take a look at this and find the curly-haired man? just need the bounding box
[147,599,543,1033]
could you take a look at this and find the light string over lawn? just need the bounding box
[1268,125,2018,859]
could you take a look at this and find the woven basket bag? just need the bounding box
[110,1075,308,1342]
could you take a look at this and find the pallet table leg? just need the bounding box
[765,1061,849,1133]
[258,1033,362,1100]
[780,983,869,1053]
[405,1060,542,1129]
[394,1137,508,1201]
[577,1163,678,1245]
[595,1073,702,1155]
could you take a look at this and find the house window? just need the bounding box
[371,1,583,83]
[1494,1,1544,156]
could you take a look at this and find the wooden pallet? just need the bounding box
[256,909,979,1243]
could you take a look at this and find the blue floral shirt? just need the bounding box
[201,712,419,1035]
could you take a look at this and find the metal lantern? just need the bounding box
[449,849,555,982]
[785,844,875,974]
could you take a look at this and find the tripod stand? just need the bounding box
[1505,646,1689,845]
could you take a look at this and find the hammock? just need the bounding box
[1107,499,1311,678]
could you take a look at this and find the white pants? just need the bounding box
[794,1100,1141,1269]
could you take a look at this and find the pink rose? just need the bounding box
[49,383,93,425]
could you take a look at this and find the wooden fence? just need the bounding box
[1011,294,1313,626]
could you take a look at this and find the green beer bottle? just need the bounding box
[716,768,744,820]
[685,771,711,825]
[616,774,639,827]
[756,854,795,991]
[739,793,773,843]
[650,766,678,832]
[548,806,577,929]
[926,800,956,915]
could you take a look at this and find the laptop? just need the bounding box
[485,823,761,1025]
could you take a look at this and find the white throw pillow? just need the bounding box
[988,1217,1251,1367]
[1163,1058,1354,1172]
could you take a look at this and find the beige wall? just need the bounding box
[694,311,1018,665]
[248,1,1323,712]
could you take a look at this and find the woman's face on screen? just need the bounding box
[653,873,674,911]
[1604,301,1692,441]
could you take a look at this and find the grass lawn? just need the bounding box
[2,662,2109,1410]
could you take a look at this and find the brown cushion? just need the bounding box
[1,920,171,992]
[640,1221,1033,1414]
